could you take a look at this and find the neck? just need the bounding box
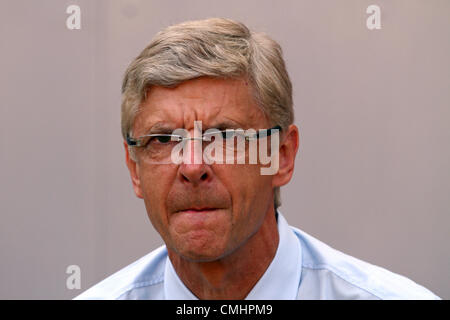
[167,207,279,299]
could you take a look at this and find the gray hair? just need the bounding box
[121,18,294,209]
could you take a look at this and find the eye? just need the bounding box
[147,134,179,146]
[154,135,172,143]
[222,130,236,139]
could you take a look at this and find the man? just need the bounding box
[76,18,439,299]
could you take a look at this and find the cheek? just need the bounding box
[215,164,273,214]
[213,165,273,252]
[139,164,177,230]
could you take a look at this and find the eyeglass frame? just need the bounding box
[126,125,282,148]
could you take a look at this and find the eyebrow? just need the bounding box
[208,119,244,130]
[142,119,246,135]
[144,122,176,134]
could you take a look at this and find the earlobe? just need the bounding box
[124,141,144,199]
[272,125,299,188]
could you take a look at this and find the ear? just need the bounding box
[124,141,144,199]
[272,124,299,188]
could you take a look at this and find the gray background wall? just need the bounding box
[1,0,449,299]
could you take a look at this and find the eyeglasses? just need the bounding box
[126,125,282,165]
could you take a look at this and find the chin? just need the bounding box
[173,239,230,263]
[180,253,223,263]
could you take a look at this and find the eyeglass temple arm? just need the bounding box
[126,135,138,146]
[252,125,282,139]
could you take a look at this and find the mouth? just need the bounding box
[176,207,220,214]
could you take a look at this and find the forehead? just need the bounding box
[133,77,269,134]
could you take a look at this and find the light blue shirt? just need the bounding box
[75,212,440,300]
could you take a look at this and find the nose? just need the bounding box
[178,139,211,185]
[179,162,210,185]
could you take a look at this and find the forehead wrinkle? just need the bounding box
[137,86,191,127]
[136,77,267,133]
[199,84,256,128]
[194,103,223,128]
[133,102,184,136]
[215,79,268,127]
[173,98,222,130]
[212,94,268,130]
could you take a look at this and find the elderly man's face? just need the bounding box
[125,77,282,262]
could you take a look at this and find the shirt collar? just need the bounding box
[164,211,302,299]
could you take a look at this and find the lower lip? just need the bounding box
[178,208,218,214]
